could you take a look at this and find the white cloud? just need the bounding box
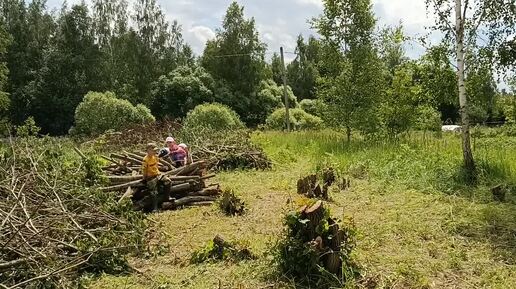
[189,26,216,43]
[295,0,324,8]
[188,25,216,53]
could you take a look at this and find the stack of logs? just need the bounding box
[100,151,221,211]
[299,200,346,275]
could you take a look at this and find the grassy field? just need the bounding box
[88,130,516,289]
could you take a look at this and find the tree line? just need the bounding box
[0,0,514,137]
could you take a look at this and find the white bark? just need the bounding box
[455,0,475,173]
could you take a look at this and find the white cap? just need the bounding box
[178,143,187,149]
[165,137,175,143]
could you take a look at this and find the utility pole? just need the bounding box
[280,47,291,132]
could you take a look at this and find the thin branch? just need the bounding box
[432,0,457,37]
[6,253,93,289]
[0,258,28,270]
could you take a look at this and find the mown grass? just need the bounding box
[89,130,516,289]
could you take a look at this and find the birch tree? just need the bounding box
[426,0,516,175]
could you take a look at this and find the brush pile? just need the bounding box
[99,151,221,211]
[87,122,272,171]
[0,138,147,289]
[181,129,271,171]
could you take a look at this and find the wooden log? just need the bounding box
[170,181,203,194]
[169,175,201,181]
[101,179,144,192]
[186,186,221,197]
[108,175,144,183]
[170,183,192,193]
[111,153,143,166]
[101,155,132,173]
[163,161,206,177]
[161,196,217,210]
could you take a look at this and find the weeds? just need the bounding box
[218,189,246,216]
[191,235,255,263]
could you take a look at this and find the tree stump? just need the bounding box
[491,184,505,202]
[305,200,324,240]
[297,174,317,196]
[323,218,343,274]
[323,167,336,186]
[338,178,351,191]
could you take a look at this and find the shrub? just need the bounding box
[72,91,155,136]
[183,103,245,131]
[266,108,323,131]
[15,117,41,137]
[150,66,215,119]
[191,235,254,263]
[299,99,325,117]
[218,190,246,216]
[416,105,442,132]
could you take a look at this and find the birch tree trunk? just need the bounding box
[455,0,475,175]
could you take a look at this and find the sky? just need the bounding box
[46,0,437,62]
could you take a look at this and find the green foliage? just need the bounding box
[15,116,40,137]
[381,66,419,137]
[466,57,497,124]
[151,65,215,119]
[72,91,155,136]
[218,189,246,216]
[183,103,245,132]
[0,23,10,132]
[416,45,458,121]
[500,81,516,123]
[315,0,383,140]
[201,2,268,126]
[299,99,326,117]
[266,108,323,131]
[274,207,358,288]
[248,79,298,125]
[287,35,321,100]
[378,25,408,76]
[416,105,442,132]
[191,237,254,264]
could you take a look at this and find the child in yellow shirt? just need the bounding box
[142,143,161,211]
[142,143,160,180]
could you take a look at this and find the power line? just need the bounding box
[212,51,298,58]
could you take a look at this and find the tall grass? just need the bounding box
[253,130,516,202]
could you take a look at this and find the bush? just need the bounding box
[416,105,442,132]
[150,66,215,119]
[299,99,325,117]
[72,91,155,136]
[15,117,41,137]
[183,103,245,131]
[266,108,323,131]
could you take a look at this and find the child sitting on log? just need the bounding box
[159,137,187,168]
[142,143,171,212]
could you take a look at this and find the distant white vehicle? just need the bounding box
[442,125,462,132]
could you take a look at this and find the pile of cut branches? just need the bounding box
[183,129,271,171]
[100,151,221,211]
[0,138,146,289]
[84,119,181,151]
